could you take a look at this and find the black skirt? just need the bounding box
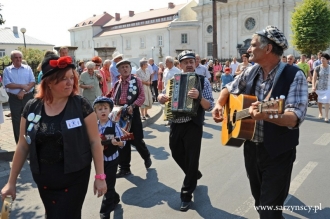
[32,161,91,219]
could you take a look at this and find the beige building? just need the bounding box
[0,26,54,57]
[69,1,199,66]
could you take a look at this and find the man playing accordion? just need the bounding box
[158,51,214,211]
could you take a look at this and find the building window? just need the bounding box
[181,33,188,44]
[156,18,160,22]
[207,25,213,33]
[0,49,5,57]
[151,19,155,23]
[245,17,256,30]
[158,36,163,46]
[140,37,145,48]
[112,41,116,47]
[207,43,213,56]
[88,40,92,48]
[82,41,85,49]
[126,39,131,49]
[146,20,150,24]
[127,23,131,27]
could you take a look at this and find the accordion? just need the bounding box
[164,72,201,121]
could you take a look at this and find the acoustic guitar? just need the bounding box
[0,196,12,219]
[222,94,285,147]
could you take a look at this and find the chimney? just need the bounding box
[129,11,134,17]
[150,9,154,11]
[93,14,96,17]
[168,2,175,9]
[103,11,107,14]
[115,13,120,21]
[13,26,18,35]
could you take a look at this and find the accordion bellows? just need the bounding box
[164,72,201,121]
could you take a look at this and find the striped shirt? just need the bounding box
[225,62,308,142]
[98,119,125,161]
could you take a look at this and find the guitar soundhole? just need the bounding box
[232,110,237,123]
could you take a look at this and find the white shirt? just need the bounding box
[195,64,211,79]
[230,61,240,76]
[163,66,181,88]
[147,64,153,80]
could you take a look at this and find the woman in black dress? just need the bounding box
[1,55,107,219]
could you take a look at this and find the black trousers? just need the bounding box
[151,80,158,100]
[8,92,34,143]
[244,141,296,219]
[169,120,203,202]
[100,158,120,219]
[118,108,150,171]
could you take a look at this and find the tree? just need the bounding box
[18,47,45,63]
[291,0,330,55]
[0,3,5,25]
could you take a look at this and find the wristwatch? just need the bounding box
[22,89,27,93]
[95,173,106,180]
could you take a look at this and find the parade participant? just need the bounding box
[79,61,102,104]
[136,58,153,120]
[2,50,35,143]
[157,62,165,94]
[1,55,106,219]
[235,53,252,76]
[212,26,308,219]
[106,60,152,177]
[92,56,108,96]
[312,53,330,122]
[110,52,123,87]
[158,51,214,212]
[93,96,125,218]
[103,59,112,93]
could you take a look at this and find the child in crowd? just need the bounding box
[221,66,234,88]
[93,96,125,219]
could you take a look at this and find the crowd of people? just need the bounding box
[0,24,326,219]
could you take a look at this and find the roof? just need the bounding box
[96,21,171,37]
[0,27,54,46]
[70,13,113,29]
[103,3,185,27]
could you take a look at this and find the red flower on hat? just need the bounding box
[49,56,72,68]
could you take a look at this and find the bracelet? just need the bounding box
[95,173,106,180]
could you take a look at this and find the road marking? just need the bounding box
[0,168,26,178]
[233,161,317,217]
[313,133,330,145]
[284,161,318,205]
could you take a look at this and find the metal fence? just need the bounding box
[0,61,41,80]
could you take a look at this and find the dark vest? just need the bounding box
[26,96,92,174]
[191,75,205,126]
[113,75,139,106]
[102,125,118,157]
[245,64,300,158]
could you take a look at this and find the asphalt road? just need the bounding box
[1,92,330,219]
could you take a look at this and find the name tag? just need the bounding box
[66,118,82,129]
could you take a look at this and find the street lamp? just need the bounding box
[151,46,155,60]
[20,27,27,49]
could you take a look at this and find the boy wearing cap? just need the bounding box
[93,96,125,218]
[221,67,234,88]
[158,50,214,212]
[213,26,308,219]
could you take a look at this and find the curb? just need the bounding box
[142,103,163,128]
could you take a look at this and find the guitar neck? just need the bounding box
[236,108,251,120]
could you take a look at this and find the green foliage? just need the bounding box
[0,56,11,64]
[291,0,330,55]
[18,47,45,63]
[0,3,5,25]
